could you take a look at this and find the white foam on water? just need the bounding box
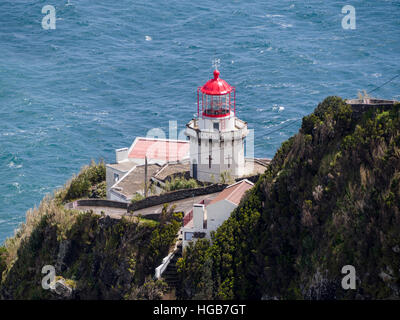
[265,14,284,18]
[277,22,292,28]
[8,161,23,169]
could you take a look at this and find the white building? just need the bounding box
[106,137,190,200]
[106,69,269,201]
[185,69,250,183]
[182,179,254,249]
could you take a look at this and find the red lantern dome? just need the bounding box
[197,70,236,118]
[200,70,232,95]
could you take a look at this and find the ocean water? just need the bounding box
[0,0,399,244]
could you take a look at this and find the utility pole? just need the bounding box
[144,156,148,198]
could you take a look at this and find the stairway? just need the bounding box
[162,242,182,289]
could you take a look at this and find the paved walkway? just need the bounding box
[132,192,219,216]
[69,192,219,219]
[72,206,127,219]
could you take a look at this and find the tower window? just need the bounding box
[213,122,219,131]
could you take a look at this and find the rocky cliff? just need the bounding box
[0,162,181,299]
[177,96,400,300]
[1,96,399,300]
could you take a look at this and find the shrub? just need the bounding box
[220,171,234,184]
[176,97,400,300]
[61,160,106,202]
[127,277,168,300]
[89,181,107,199]
[0,247,7,282]
[131,193,145,203]
[164,176,199,192]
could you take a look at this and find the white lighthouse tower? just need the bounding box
[185,69,249,183]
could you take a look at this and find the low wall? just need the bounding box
[138,213,160,221]
[350,102,399,120]
[128,183,227,212]
[68,177,261,215]
[69,199,128,209]
[236,174,261,184]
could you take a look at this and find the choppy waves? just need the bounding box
[0,0,399,243]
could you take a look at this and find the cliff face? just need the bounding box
[1,97,399,300]
[0,163,181,300]
[177,97,400,300]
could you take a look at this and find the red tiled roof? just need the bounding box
[208,180,254,206]
[128,138,189,162]
[183,209,193,227]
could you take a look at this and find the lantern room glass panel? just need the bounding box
[200,91,234,117]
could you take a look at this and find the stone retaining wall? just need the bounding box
[128,183,228,212]
[349,102,399,120]
[68,175,262,214]
[73,199,128,209]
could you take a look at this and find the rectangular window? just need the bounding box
[114,173,119,183]
[185,232,193,241]
[213,122,219,131]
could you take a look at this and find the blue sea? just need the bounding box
[0,0,399,244]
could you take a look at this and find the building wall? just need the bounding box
[106,166,128,200]
[206,200,237,233]
[108,189,129,203]
[182,200,237,249]
[115,148,129,163]
[182,225,207,250]
[186,118,247,183]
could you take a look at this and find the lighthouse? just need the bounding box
[185,69,249,183]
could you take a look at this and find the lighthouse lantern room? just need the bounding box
[185,69,249,183]
[198,69,235,118]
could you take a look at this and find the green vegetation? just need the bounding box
[0,163,180,300]
[89,181,107,199]
[56,160,106,204]
[145,205,183,272]
[0,247,7,283]
[164,176,199,192]
[126,277,168,300]
[220,171,235,185]
[3,96,399,300]
[177,239,214,299]
[136,216,159,228]
[177,97,400,300]
[131,193,145,203]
